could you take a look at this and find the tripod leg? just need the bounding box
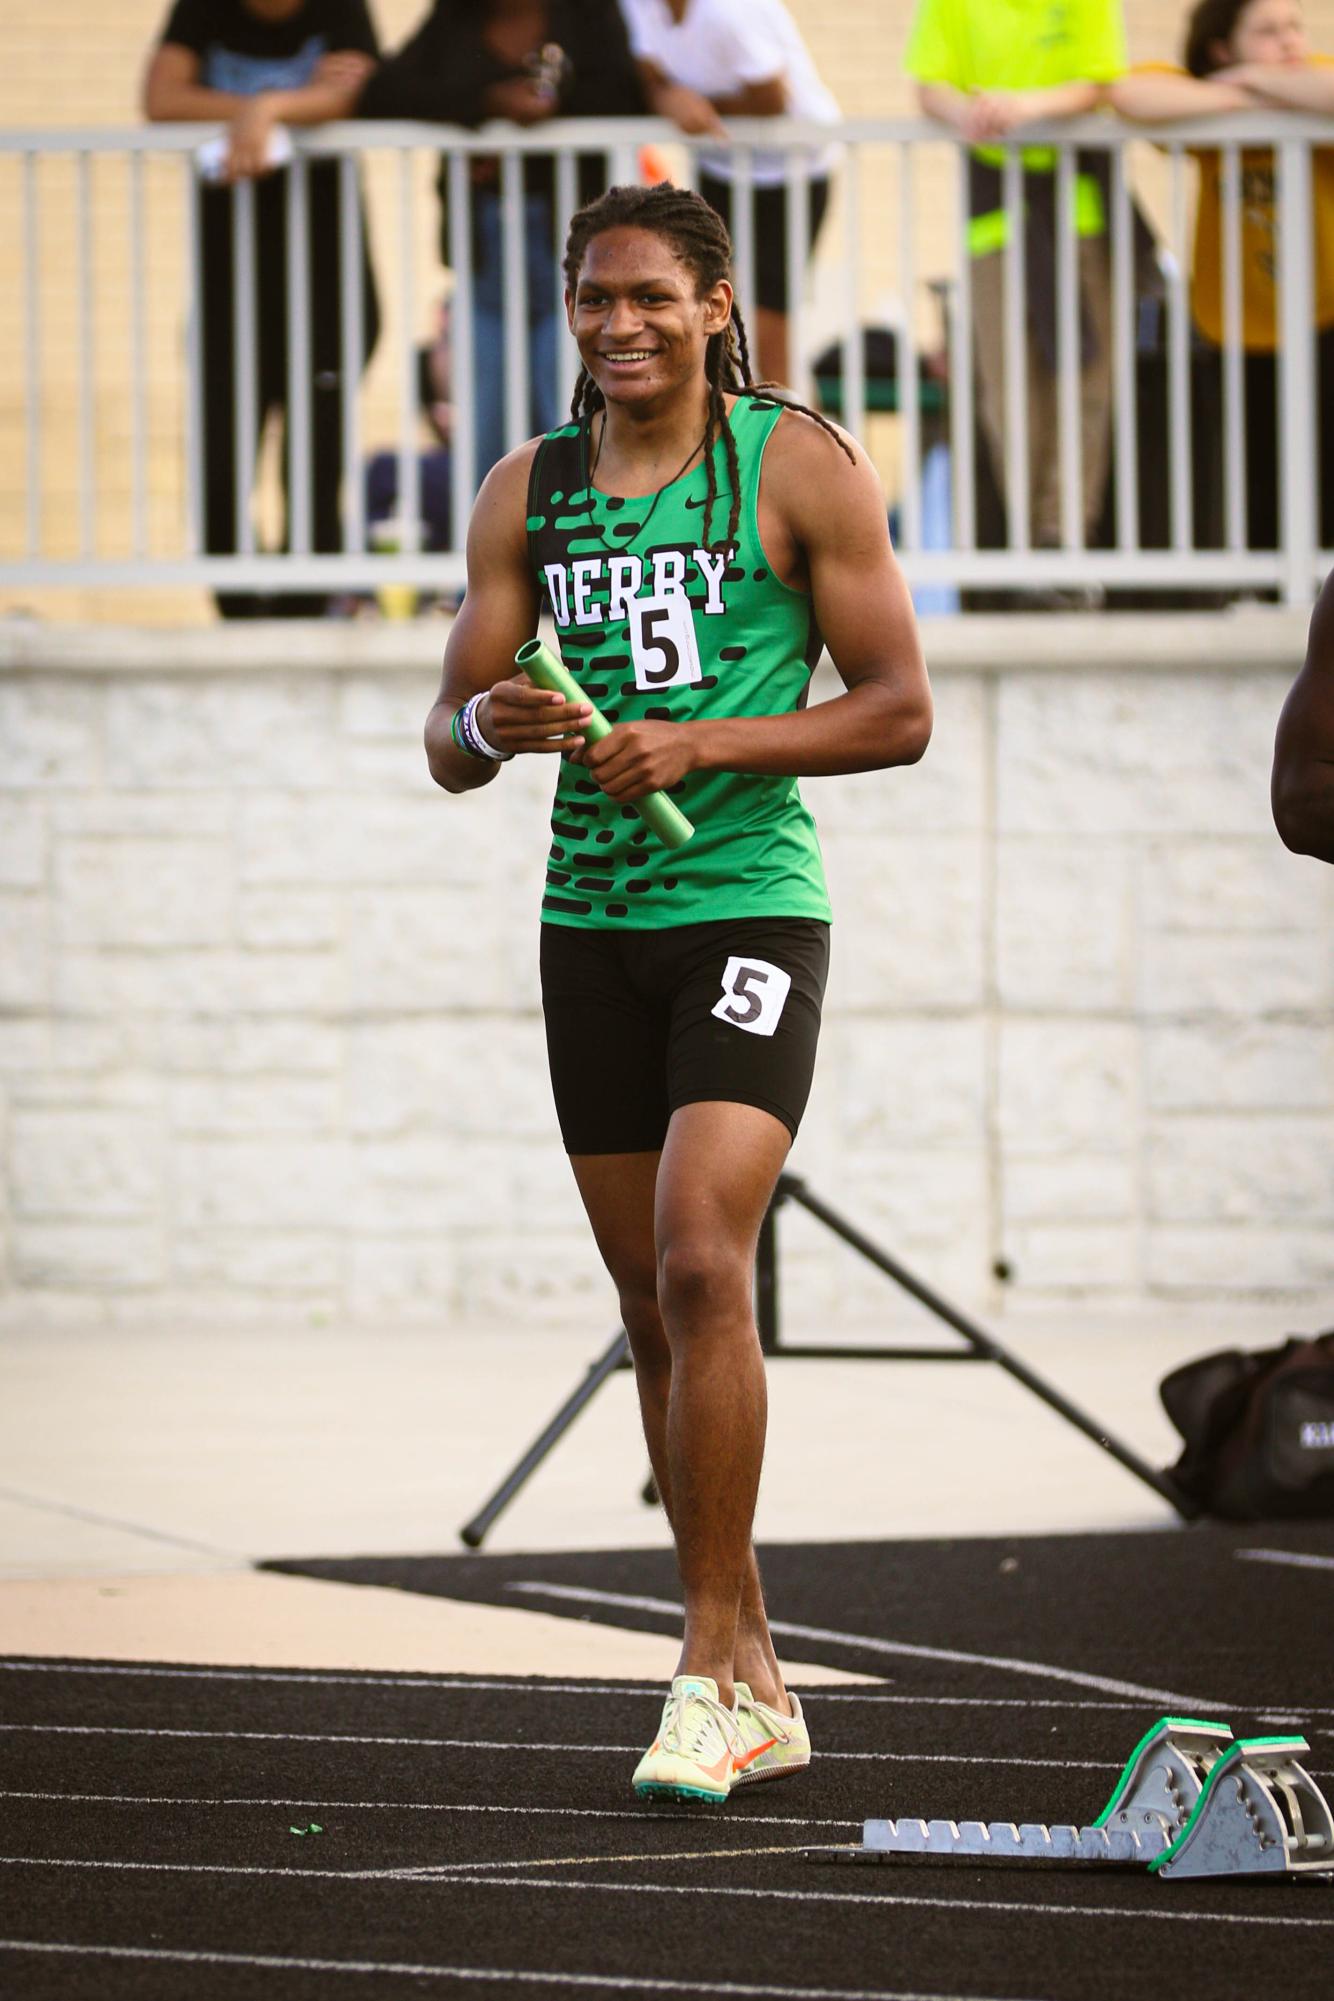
[784,1179,1199,1521]
[458,1328,631,1548]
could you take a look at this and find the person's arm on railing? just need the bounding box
[633,52,785,138]
[143,44,375,180]
[915,79,1102,143]
[1273,575,1334,865]
[635,57,727,136]
[1106,70,1253,123]
[1212,61,1334,116]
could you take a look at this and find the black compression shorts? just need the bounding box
[540,917,830,1155]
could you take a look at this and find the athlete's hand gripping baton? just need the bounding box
[515,638,695,851]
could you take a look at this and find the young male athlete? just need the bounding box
[425,182,931,1804]
[1273,570,1334,864]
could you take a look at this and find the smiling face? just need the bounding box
[1220,0,1308,65]
[566,226,733,413]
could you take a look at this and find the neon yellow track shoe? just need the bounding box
[632,1675,742,1805]
[731,1683,811,1786]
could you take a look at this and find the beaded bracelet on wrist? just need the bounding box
[452,692,512,762]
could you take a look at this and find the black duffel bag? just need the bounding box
[1161,1332,1334,1519]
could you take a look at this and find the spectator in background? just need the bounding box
[621,0,840,387]
[1110,2,1334,554]
[360,1,644,489]
[905,0,1126,574]
[144,0,381,619]
[354,295,455,616]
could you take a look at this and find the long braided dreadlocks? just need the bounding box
[562,182,854,554]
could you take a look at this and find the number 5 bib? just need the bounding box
[711,956,792,1037]
[630,594,704,692]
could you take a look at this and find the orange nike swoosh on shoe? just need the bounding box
[733,1735,779,1773]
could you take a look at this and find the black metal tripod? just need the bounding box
[458,1171,1195,1546]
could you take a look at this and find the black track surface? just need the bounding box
[4,1523,1331,2001]
[268,1521,1334,1712]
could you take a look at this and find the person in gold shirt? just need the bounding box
[1111,1,1334,553]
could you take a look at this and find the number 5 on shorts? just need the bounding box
[711,956,792,1037]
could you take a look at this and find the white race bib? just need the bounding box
[711,957,792,1038]
[629,593,703,693]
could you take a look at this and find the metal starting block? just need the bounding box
[824,1716,1334,1882]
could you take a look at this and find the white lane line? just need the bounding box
[1237,1548,1334,1574]
[3,1858,1332,1929]
[0,1791,855,1829]
[375,1873,1334,1930]
[0,1725,1119,1769]
[0,1664,672,1695]
[413,1843,821,1877]
[0,1483,237,1561]
[0,1939,1006,2001]
[509,1584,1221,1710]
[0,1724,635,1751]
[5,1662,1322,1720]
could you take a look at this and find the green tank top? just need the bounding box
[525,394,832,929]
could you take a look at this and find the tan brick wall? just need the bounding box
[2,2,1332,622]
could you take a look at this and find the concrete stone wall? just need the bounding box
[2,613,1332,1330]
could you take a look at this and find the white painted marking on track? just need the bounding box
[2,1860,1332,1930]
[0,1723,636,1751]
[0,1724,1120,1769]
[0,1663,675,1695]
[0,1791,855,1829]
[0,1483,238,1560]
[508,1583,1223,1709]
[412,1842,815,1877]
[0,1939,1007,2001]
[4,1662,1323,1719]
[1237,1547,1334,1574]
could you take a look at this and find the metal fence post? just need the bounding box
[1277,135,1317,603]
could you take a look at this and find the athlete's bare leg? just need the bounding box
[570,1104,793,1713]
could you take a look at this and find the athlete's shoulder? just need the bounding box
[784,398,862,454]
[757,398,879,506]
[751,397,892,571]
[465,437,555,567]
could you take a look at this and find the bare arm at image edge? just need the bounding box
[1219,57,1334,116]
[1107,68,1254,123]
[142,41,372,126]
[1273,574,1334,864]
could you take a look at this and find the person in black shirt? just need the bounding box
[360,0,643,487]
[144,0,381,617]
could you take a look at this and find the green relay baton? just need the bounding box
[515,638,695,851]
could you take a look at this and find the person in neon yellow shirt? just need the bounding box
[904,1,1128,569]
[1110,1,1334,553]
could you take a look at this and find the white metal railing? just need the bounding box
[0,113,1329,605]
